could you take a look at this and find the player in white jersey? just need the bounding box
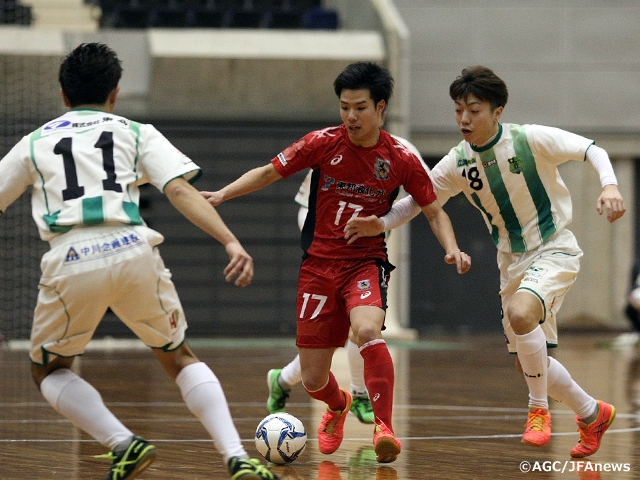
[343,66,625,458]
[266,135,428,424]
[0,43,276,480]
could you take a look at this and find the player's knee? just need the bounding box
[507,292,544,335]
[31,358,73,388]
[301,375,325,393]
[507,305,538,335]
[154,343,199,379]
[351,325,379,346]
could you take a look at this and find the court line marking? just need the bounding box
[3,427,640,444]
[1,403,638,443]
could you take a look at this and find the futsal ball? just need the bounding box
[255,413,307,465]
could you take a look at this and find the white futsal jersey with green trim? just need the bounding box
[0,109,200,242]
[430,123,594,253]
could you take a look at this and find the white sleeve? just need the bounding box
[381,195,421,230]
[138,124,201,190]
[0,136,32,214]
[586,144,618,187]
[294,170,312,208]
[297,206,308,231]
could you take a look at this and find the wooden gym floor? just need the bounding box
[1,332,639,480]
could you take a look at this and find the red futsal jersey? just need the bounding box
[271,125,436,260]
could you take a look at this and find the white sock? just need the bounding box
[547,356,597,419]
[40,368,133,450]
[346,338,367,396]
[280,354,302,387]
[515,326,549,409]
[176,362,246,462]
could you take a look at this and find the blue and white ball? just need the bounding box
[255,413,307,465]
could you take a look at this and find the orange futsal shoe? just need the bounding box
[318,389,352,455]
[570,400,616,458]
[373,421,401,463]
[521,407,551,447]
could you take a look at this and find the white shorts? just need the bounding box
[31,225,187,365]
[498,229,583,354]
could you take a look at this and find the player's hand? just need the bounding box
[223,241,254,287]
[201,190,224,207]
[344,215,385,244]
[444,250,471,274]
[596,184,626,223]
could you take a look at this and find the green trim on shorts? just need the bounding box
[151,337,186,352]
[35,347,83,367]
[516,286,547,323]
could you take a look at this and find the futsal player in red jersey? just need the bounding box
[202,62,471,463]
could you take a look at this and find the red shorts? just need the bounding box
[296,255,395,349]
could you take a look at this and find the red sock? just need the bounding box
[304,371,346,412]
[361,341,395,430]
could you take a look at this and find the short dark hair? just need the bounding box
[333,62,394,107]
[449,66,508,110]
[59,43,123,107]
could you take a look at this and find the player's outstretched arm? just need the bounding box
[165,177,254,287]
[585,145,626,223]
[343,215,385,244]
[421,200,471,274]
[201,163,282,206]
[596,184,626,223]
[344,195,420,244]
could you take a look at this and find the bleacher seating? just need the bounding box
[0,0,32,25]
[148,0,190,28]
[263,9,301,29]
[226,5,262,28]
[111,1,150,28]
[186,3,227,28]
[302,6,338,30]
[98,0,337,30]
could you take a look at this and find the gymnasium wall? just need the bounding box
[1,0,639,335]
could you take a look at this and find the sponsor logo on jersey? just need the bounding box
[330,155,343,165]
[373,157,391,180]
[311,127,338,140]
[336,181,384,198]
[277,152,288,167]
[360,291,372,299]
[482,158,497,168]
[322,175,335,191]
[357,279,370,290]
[71,119,103,129]
[169,310,179,329]
[63,232,145,265]
[43,120,72,132]
[523,265,547,283]
[508,157,523,174]
[456,157,476,167]
[65,247,80,262]
[526,265,546,276]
